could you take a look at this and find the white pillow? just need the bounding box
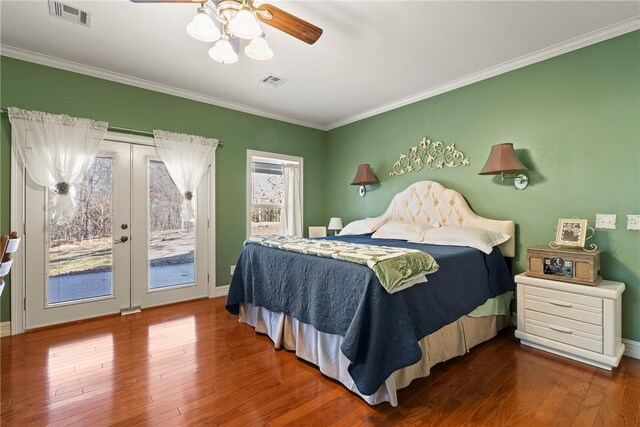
[372,221,432,241]
[416,226,510,254]
[338,216,388,236]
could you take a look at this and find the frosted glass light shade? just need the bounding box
[328,217,343,231]
[228,9,262,39]
[244,36,273,61]
[208,36,238,64]
[186,8,220,42]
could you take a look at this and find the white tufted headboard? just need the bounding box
[382,181,515,257]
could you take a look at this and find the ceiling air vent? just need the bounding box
[48,1,91,27]
[261,75,287,88]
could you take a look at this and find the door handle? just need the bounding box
[114,236,129,244]
[549,325,573,334]
[548,299,572,308]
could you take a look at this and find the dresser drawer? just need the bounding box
[525,317,603,353]
[525,309,602,338]
[525,285,602,308]
[515,273,625,370]
[524,286,602,325]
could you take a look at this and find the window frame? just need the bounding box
[246,150,303,239]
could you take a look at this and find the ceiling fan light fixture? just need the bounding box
[208,35,238,64]
[244,36,273,61]
[187,7,220,42]
[228,8,262,40]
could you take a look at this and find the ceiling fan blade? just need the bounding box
[256,4,323,45]
[130,0,200,3]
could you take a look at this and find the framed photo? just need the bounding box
[555,218,588,248]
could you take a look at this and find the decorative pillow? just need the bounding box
[372,221,433,241]
[338,216,388,236]
[416,226,510,254]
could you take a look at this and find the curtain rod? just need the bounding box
[0,108,223,148]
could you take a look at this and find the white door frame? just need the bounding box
[10,131,217,334]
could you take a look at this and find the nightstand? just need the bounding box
[514,273,625,370]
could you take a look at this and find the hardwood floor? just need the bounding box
[1,297,639,426]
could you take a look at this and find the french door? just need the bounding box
[24,137,211,329]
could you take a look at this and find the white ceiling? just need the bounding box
[1,1,639,130]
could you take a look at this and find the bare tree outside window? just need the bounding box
[48,157,114,303]
[148,160,195,289]
[47,157,197,303]
[251,163,284,235]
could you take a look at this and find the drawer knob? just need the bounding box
[548,299,573,308]
[549,325,573,334]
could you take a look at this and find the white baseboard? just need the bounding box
[212,285,229,298]
[623,338,640,360]
[0,321,11,337]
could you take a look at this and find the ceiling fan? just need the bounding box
[130,0,323,64]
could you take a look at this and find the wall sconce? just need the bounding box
[479,143,529,190]
[328,217,343,235]
[351,164,379,197]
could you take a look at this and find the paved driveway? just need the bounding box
[49,263,195,304]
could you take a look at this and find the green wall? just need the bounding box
[0,56,326,321]
[2,32,639,342]
[326,31,640,341]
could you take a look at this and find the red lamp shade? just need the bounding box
[479,143,527,175]
[351,164,379,186]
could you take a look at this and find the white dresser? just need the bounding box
[515,273,625,370]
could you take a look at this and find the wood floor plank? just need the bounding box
[617,356,640,426]
[436,347,519,426]
[379,333,514,425]
[1,297,639,426]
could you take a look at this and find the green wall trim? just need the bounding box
[325,30,640,341]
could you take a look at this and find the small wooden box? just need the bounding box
[526,246,601,286]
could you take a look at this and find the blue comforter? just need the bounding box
[226,234,514,396]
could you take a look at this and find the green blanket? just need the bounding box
[246,235,439,294]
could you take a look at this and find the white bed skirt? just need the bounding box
[238,303,509,406]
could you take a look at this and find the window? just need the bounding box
[148,160,195,289]
[251,161,284,236]
[48,156,114,304]
[247,150,303,237]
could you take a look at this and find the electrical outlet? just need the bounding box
[595,214,616,230]
[230,265,236,275]
[627,215,640,231]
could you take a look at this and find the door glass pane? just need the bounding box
[148,160,195,289]
[48,157,114,304]
[251,161,283,236]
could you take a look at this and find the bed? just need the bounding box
[226,181,516,406]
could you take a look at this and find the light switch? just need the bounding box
[627,215,640,231]
[595,214,616,230]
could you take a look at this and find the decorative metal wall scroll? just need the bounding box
[389,137,470,176]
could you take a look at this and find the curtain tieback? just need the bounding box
[55,182,71,195]
[184,191,194,201]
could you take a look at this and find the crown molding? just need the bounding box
[325,17,640,130]
[0,45,327,131]
[1,16,638,132]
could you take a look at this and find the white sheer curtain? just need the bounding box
[281,163,302,237]
[8,107,108,224]
[153,130,218,221]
